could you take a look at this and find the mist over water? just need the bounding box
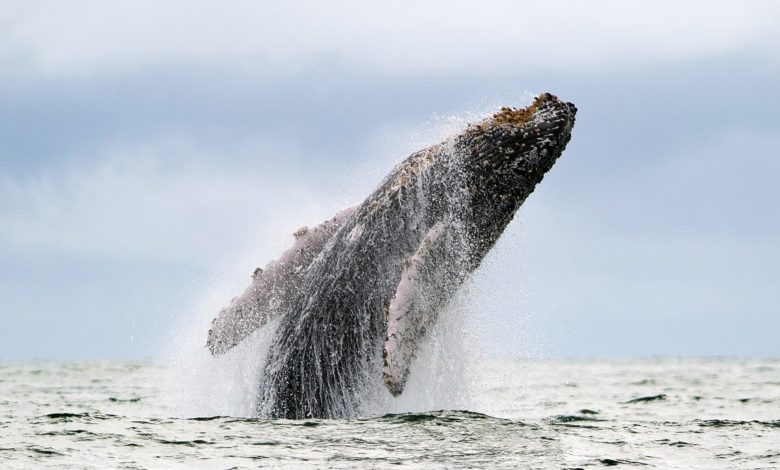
[162,290,482,419]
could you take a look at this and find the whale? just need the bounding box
[206,93,577,418]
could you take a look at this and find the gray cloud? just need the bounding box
[1,3,778,359]
[3,2,780,79]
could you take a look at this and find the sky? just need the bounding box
[1,1,778,359]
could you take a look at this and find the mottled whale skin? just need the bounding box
[207,93,577,418]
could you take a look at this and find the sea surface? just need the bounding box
[1,357,778,469]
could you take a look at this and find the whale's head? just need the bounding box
[455,93,577,253]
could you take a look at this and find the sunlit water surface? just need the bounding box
[1,358,778,469]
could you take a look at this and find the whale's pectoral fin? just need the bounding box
[382,222,469,396]
[206,206,358,355]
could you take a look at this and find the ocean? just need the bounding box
[1,357,778,469]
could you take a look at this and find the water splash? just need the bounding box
[161,140,484,419]
[159,92,574,419]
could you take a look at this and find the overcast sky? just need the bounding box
[1,1,778,359]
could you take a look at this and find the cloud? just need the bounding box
[509,128,780,355]
[2,1,779,79]
[0,136,343,267]
[0,94,506,266]
[1,2,778,358]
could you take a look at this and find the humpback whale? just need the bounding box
[207,93,577,418]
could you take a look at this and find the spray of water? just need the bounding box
[160,93,548,418]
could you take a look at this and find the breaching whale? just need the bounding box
[206,93,577,418]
